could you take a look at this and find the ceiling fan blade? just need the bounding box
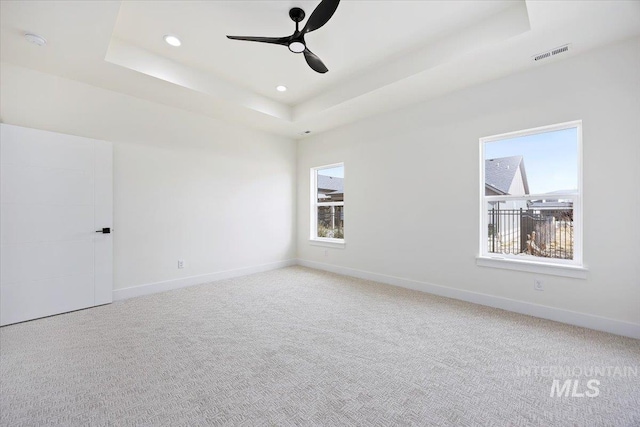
[226,35,289,46]
[303,49,329,73]
[303,0,340,33]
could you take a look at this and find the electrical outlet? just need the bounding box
[178,259,185,269]
[534,278,544,291]
[324,249,329,257]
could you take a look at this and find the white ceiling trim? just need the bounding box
[105,37,292,121]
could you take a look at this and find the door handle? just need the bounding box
[95,227,111,234]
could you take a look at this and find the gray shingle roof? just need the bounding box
[529,201,573,209]
[485,156,529,195]
[317,175,343,193]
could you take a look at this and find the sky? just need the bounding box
[318,165,344,178]
[484,127,578,194]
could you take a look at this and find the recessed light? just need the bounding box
[163,35,181,47]
[24,33,46,47]
[276,85,287,92]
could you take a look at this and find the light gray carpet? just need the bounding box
[1,266,639,426]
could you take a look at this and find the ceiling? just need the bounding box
[1,1,640,139]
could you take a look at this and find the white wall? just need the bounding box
[297,37,640,328]
[0,63,297,291]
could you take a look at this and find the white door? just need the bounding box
[0,124,113,326]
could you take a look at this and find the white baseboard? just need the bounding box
[113,259,297,301]
[297,259,640,340]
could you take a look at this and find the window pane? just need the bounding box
[317,166,344,203]
[487,200,574,260]
[484,127,578,196]
[317,205,344,239]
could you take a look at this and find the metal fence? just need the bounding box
[317,205,344,238]
[488,208,573,259]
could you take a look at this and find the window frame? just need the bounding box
[310,162,345,248]
[477,120,586,278]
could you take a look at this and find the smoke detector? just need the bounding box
[24,33,46,47]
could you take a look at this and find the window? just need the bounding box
[479,121,584,276]
[311,163,344,245]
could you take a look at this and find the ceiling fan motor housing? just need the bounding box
[289,7,306,22]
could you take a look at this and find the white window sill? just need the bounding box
[309,239,345,249]
[476,256,588,279]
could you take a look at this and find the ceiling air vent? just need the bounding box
[533,44,570,62]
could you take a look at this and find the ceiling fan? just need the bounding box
[226,0,340,74]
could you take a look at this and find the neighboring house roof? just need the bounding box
[485,155,530,195]
[529,190,575,210]
[317,175,344,193]
[529,201,573,209]
[485,183,507,195]
[319,189,344,202]
[542,189,578,196]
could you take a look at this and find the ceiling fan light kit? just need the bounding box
[288,41,306,54]
[226,0,340,74]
